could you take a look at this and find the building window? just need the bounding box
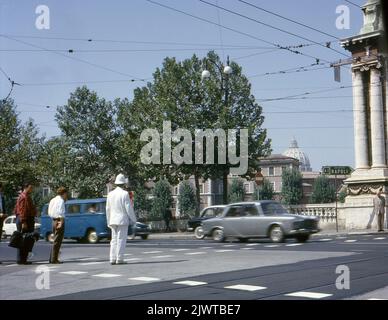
[271,182,276,191]
[199,184,204,194]
[281,166,287,174]
[269,167,275,176]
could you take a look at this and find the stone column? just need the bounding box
[352,69,370,169]
[370,67,386,168]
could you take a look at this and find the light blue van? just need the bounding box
[40,198,151,243]
[40,198,109,243]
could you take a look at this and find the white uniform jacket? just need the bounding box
[106,187,137,227]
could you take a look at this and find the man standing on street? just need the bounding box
[14,183,37,265]
[106,174,137,265]
[48,187,68,264]
[373,188,386,232]
[0,183,7,244]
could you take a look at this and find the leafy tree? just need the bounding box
[178,181,197,217]
[281,168,303,205]
[55,86,121,198]
[134,187,152,219]
[311,175,336,204]
[118,51,271,210]
[150,179,173,220]
[253,179,274,200]
[0,100,45,211]
[228,179,245,203]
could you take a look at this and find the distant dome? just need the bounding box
[283,139,312,172]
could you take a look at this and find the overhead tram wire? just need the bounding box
[238,0,340,40]
[0,34,146,82]
[0,66,20,102]
[198,0,351,59]
[144,0,334,65]
[344,0,363,9]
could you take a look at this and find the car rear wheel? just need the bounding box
[296,234,310,243]
[141,234,149,240]
[269,226,285,243]
[194,226,205,240]
[86,230,99,244]
[212,228,226,242]
[238,238,248,243]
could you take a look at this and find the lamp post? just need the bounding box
[255,169,264,200]
[201,55,233,204]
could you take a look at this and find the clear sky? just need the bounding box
[0,0,366,171]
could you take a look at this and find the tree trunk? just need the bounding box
[223,169,228,204]
[194,170,201,216]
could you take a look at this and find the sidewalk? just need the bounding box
[148,230,388,240]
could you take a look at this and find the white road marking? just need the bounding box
[124,258,141,262]
[174,280,208,286]
[185,252,206,255]
[344,240,357,243]
[6,264,18,267]
[199,247,212,249]
[129,277,160,282]
[368,298,387,300]
[336,237,347,239]
[374,237,386,240]
[241,247,254,250]
[171,249,190,252]
[143,251,163,254]
[319,239,333,242]
[60,271,88,275]
[152,255,174,259]
[124,253,133,256]
[225,284,267,292]
[286,243,303,247]
[285,291,332,299]
[264,245,280,248]
[79,261,105,266]
[223,244,236,247]
[215,249,235,253]
[246,243,260,246]
[78,257,96,261]
[93,273,121,278]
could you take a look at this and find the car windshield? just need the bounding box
[261,202,289,216]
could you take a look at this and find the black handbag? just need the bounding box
[8,230,24,249]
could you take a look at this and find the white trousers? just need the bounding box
[109,225,128,263]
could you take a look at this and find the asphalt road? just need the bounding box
[1,233,388,300]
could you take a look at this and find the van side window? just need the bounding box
[225,206,245,217]
[85,203,104,213]
[67,204,81,214]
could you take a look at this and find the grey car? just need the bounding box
[202,200,320,243]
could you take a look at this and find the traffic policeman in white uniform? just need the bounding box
[106,174,137,265]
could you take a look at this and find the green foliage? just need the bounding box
[0,100,45,212]
[117,51,271,205]
[55,86,121,198]
[134,187,152,219]
[228,179,245,203]
[338,189,347,203]
[253,179,274,200]
[150,179,173,220]
[281,168,303,205]
[178,181,197,217]
[311,175,336,204]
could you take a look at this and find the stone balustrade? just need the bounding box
[286,203,340,230]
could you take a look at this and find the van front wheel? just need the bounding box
[86,230,99,244]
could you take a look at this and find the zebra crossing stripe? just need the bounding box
[129,277,160,282]
[143,251,163,254]
[215,249,235,253]
[225,284,267,292]
[285,291,332,299]
[79,261,104,266]
[93,273,121,278]
[172,249,190,252]
[185,252,206,255]
[344,240,357,243]
[173,280,207,286]
[374,237,386,240]
[286,243,303,247]
[60,271,88,275]
[152,255,174,259]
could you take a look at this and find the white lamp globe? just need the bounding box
[223,65,233,75]
[201,70,211,80]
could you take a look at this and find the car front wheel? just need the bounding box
[194,226,205,240]
[141,234,149,240]
[269,226,285,243]
[212,228,226,242]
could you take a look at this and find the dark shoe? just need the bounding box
[17,261,32,265]
[378,229,384,232]
[110,262,116,265]
[115,261,127,265]
[50,260,63,264]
